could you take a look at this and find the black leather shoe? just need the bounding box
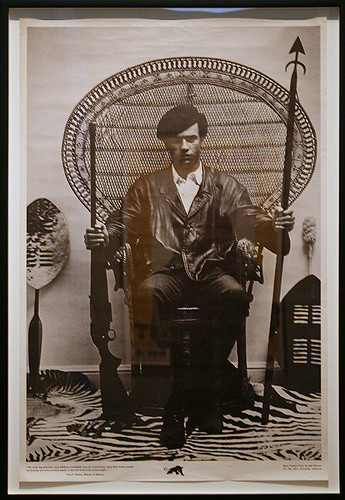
[198,408,224,434]
[160,415,186,449]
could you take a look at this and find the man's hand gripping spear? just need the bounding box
[261,37,306,424]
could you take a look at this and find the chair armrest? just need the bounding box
[243,254,264,284]
[107,244,135,308]
[231,239,264,287]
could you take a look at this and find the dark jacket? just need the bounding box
[106,166,288,283]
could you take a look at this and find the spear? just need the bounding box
[261,37,306,424]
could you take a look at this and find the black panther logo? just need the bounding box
[164,465,184,476]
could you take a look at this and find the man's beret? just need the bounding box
[156,105,208,140]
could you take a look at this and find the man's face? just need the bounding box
[163,123,203,172]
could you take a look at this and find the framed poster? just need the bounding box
[8,6,339,494]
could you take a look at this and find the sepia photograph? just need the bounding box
[8,7,339,490]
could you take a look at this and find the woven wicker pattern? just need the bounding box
[62,57,316,222]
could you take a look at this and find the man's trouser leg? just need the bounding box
[133,270,186,349]
[188,268,253,430]
[133,270,190,448]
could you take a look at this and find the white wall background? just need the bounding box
[25,18,321,373]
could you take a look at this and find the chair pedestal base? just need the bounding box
[129,307,254,417]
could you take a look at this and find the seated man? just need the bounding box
[84,105,295,448]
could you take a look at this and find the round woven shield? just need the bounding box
[27,198,70,289]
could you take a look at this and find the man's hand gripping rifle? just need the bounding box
[86,122,134,429]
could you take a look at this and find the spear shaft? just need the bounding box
[261,38,305,424]
[282,50,300,211]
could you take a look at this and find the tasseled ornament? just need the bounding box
[237,238,255,259]
[302,216,316,275]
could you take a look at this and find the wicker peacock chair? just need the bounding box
[62,56,316,414]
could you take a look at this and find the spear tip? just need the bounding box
[289,36,306,55]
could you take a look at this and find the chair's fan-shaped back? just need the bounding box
[62,57,316,223]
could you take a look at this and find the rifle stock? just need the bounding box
[89,122,133,423]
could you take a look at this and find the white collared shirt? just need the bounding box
[172,163,203,213]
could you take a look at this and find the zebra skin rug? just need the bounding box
[27,370,321,462]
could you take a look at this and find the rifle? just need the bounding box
[89,122,134,424]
